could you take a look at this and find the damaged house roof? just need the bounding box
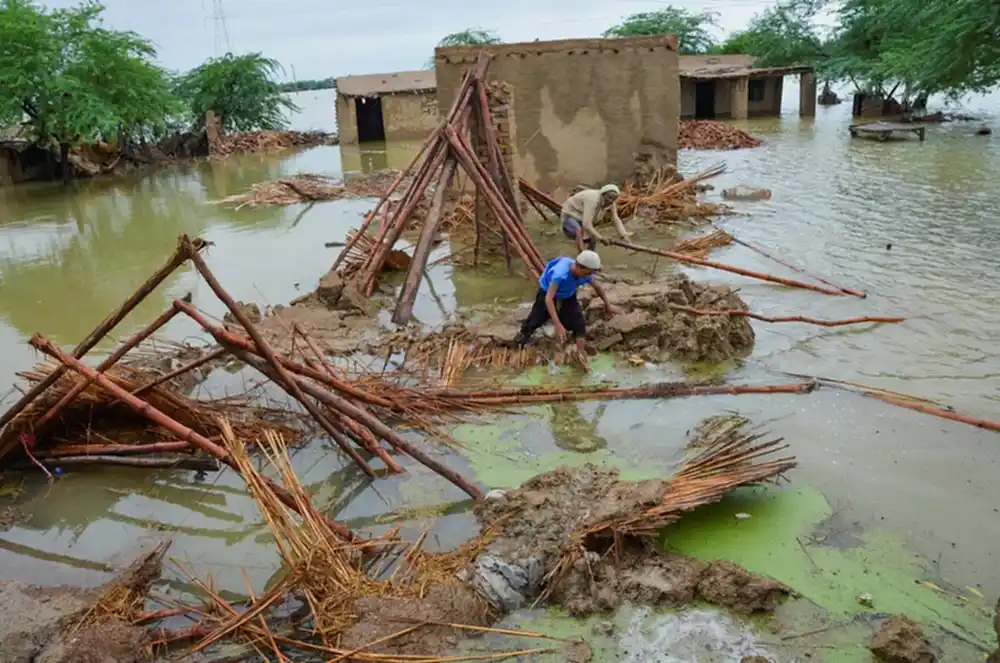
[335,70,437,97]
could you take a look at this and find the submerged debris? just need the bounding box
[679,120,762,150]
[870,615,939,663]
[212,169,405,209]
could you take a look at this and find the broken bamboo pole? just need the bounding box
[427,381,817,404]
[518,178,561,215]
[35,441,194,458]
[606,239,850,297]
[173,301,395,410]
[293,323,404,473]
[186,243,377,479]
[33,294,195,437]
[20,454,220,471]
[131,346,228,397]
[361,140,450,295]
[666,304,904,327]
[229,347,484,499]
[0,236,204,449]
[27,334,360,542]
[331,126,444,273]
[357,67,480,292]
[864,393,1000,433]
[392,156,459,325]
[473,77,514,272]
[722,231,866,298]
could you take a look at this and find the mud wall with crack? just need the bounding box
[434,35,680,194]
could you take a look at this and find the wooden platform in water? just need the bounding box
[849,122,926,141]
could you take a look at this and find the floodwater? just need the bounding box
[1,82,999,655]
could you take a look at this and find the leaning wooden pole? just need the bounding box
[607,239,850,297]
[33,293,195,436]
[723,231,867,298]
[392,157,459,325]
[666,304,904,327]
[185,241,377,478]
[0,236,204,456]
[27,334,360,543]
[331,126,444,273]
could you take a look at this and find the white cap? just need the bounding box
[599,183,620,196]
[576,250,601,270]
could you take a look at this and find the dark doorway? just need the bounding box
[355,96,386,142]
[694,81,716,119]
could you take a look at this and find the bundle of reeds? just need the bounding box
[673,228,734,259]
[617,163,730,222]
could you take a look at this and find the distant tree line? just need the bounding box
[280,78,336,92]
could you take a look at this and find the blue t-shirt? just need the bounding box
[538,257,593,299]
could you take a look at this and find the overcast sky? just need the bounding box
[44,0,799,80]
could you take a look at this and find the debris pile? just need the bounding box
[129,416,797,661]
[520,162,731,227]
[468,420,796,616]
[679,120,762,150]
[673,228,734,258]
[210,129,335,157]
[212,169,407,208]
[0,541,168,663]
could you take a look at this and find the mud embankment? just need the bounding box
[255,270,755,367]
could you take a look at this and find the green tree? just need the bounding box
[427,28,501,68]
[603,8,719,54]
[716,0,828,67]
[0,0,178,183]
[827,0,1000,99]
[175,53,299,133]
[279,78,335,92]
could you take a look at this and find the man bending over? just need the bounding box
[561,183,633,252]
[514,250,620,366]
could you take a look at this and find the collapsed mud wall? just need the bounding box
[434,35,681,194]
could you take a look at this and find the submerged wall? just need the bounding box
[435,35,680,193]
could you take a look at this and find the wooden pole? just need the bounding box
[27,334,360,543]
[33,294,195,436]
[722,232,867,298]
[392,157,459,325]
[0,236,203,442]
[185,242,377,478]
[666,304,904,327]
[231,348,484,500]
[607,239,850,297]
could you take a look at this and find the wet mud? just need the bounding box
[471,464,788,618]
[870,615,939,663]
[254,269,755,367]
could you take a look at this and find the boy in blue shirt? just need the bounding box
[514,250,620,365]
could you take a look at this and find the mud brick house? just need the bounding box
[434,35,681,193]
[679,54,816,120]
[334,70,439,144]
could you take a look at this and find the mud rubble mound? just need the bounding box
[577,277,755,362]
[467,276,754,363]
[469,464,789,616]
[870,615,939,663]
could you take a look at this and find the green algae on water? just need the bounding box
[664,484,995,657]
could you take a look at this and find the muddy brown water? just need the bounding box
[0,85,999,635]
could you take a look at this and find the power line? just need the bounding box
[211,0,232,56]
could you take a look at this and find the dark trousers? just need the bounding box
[518,289,587,341]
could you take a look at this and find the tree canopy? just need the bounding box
[174,53,298,133]
[717,0,828,67]
[0,0,178,170]
[603,8,720,54]
[427,28,502,67]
